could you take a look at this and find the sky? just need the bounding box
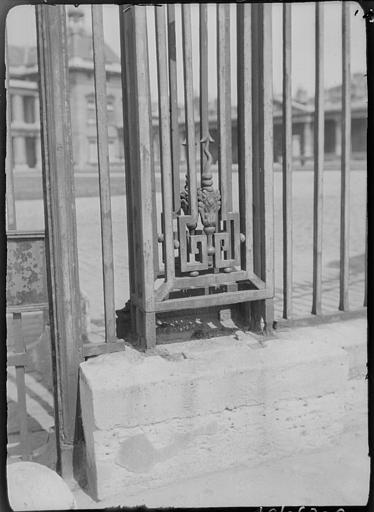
[6,2,367,102]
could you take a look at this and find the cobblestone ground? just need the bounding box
[13,169,367,338]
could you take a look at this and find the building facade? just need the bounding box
[7,7,366,173]
[8,7,124,173]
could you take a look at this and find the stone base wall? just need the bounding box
[79,334,349,501]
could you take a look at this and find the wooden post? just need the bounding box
[119,5,137,334]
[13,312,30,460]
[36,4,83,478]
[119,5,156,349]
[282,3,293,319]
[236,3,253,323]
[5,27,16,231]
[250,3,274,333]
[91,5,116,341]
[237,3,253,275]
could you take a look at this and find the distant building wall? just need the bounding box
[8,15,366,173]
[9,81,41,171]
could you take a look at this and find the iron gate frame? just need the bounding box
[1,0,370,481]
[120,3,275,350]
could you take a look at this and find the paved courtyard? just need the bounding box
[12,169,367,333]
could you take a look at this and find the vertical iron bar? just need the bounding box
[364,209,367,308]
[200,3,209,163]
[91,5,116,342]
[5,28,16,231]
[119,5,137,333]
[260,3,274,298]
[36,4,83,477]
[200,4,216,283]
[217,3,232,219]
[237,3,253,274]
[155,5,175,283]
[312,2,324,316]
[147,15,159,279]
[252,5,261,276]
[167,4,181,214]
[364,2,372,310]
[282,3,293,319]
[13,312,29,460]
[339,2,351,311]
[182,4,197,222]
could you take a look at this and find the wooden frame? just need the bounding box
[36,4,83,477]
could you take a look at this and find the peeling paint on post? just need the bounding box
[6,234,48,307]
[119,5,156,349]
[36,4,83,479]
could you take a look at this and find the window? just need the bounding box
[117,130,124,160]
[107,96,115,125]
[23,96,35,124]
[108,140,116,162]
[25,137,37,168]
[87,99,95,110]
[88,139,98,164]
[88,139,118,163]
[87,95,96,125]
[86,94,115,125]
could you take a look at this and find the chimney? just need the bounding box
[295,87,308,105]
[67,6,85,59]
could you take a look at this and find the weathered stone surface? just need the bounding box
[275,318,367,379]
[7,461,77,510]
[344,379,368,430]
[80,333,349,501]
[90,393,345,500]
[80,335,348,431]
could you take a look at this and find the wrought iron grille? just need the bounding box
[120,3,274,348]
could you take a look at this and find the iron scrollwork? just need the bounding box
[177,136,241,275]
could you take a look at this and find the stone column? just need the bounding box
[302,120,313,165]
[12,94,24,123]
[334,119,342,157]
[13,135,27,168]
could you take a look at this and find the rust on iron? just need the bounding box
[6,235,48,308]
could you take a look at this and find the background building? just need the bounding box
[7,7,366,174]
[8,7,124,173]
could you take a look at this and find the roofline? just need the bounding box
[8,78,38,90]
[68,56,121,73]
[9,58,122,79]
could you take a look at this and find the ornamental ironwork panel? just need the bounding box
[120,4,274,348]
[178,136,241,274]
